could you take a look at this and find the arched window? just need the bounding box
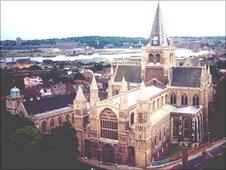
[100,108,118,140]
[193,94,199,107]
[153,101,156,111]
[50,119,54,129]
[181,94,188,106]
[156,54,161,63]
[157,99,160,109]
[58,116,63,126]
[72,115,75,123]
[130,112,135,125]
[66,114,70,122]
[42,121,47,133]
[149,53,154,63]
[170,93,176,105]
[161,96,164,106]
[159,131,162,141]
[165,94,168,104]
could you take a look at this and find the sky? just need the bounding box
[1,1,225,40]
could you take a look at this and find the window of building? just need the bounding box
[66,114,70,122]
[156,54,161,63]
[165,94,168,104]
[42,121,47,133]
[161,96,164,106]
[153,101,156,111]
[149,53,154,63]
[193,94,199,107]
[50,119,54,129]
[181,94,188,106]
[130,112,134,125]
[58,116,63,126]
[170,93,176,105]
[100,108,118,140]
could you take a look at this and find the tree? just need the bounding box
[9,126,42,157]
[38,122,79,168]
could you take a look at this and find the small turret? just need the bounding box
[120,76,129,93]
[138,81,148,101]
[73,85,87,114]
[90,74,100,110]
[10,87,20,98]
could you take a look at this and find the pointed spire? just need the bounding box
[140,80,146,89]
[138,81,148,101]
[91,74,98,89]
[148,2,172,47]
[110,64,114,75]
[122,76,126,83]
[75,85,87,101]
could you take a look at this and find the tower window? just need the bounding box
[170,93,176,105]
[156,54,161,63]
[181,94,188,106]
[193,94,199,107]
[149,53,154,63]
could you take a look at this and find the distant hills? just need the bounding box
[1,36,225,50]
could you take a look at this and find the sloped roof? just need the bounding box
[23,93,75,115]
[171,67,202,87]
[114,64,142,83]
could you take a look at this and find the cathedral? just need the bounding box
[6,3,213,168]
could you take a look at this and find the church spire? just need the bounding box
[91,74,98,89]
[75,85,87,102]
[148,2,172,47]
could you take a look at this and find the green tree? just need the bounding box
[38,122,79,168]
[9,126,42,157]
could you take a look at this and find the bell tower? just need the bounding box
[141,2,176,85]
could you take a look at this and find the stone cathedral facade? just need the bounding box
[6,3,213,168]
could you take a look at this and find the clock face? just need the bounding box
[152,36,158,45]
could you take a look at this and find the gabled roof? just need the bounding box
[114,64,142,83]
[148,2,172,47]
[23,93,75,115]
[171,67,202,87]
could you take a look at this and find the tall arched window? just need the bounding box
[165,94,168,104]
[149,53,154,63]
[156,54,161,63]
[50,119,54,129]
[130,112,135,125]
[153,101,156,111]
[66,114,70,122]
[58,116,63,126]
[100,108,118,140]
[161,96,164,106]
[170,93,176,105]
[193,94,199,107]
[42,121,47,133]
[181,94,188,106]
[157,99,160,109]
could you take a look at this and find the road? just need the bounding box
[172,139,226,169]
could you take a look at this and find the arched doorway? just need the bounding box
[102,144,115,163]
[127,146,135,166]
[84,139,91,159]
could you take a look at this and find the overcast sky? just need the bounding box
[1,1,225,40]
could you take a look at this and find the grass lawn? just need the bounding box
[162,144,182,159]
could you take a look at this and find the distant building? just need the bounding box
[24,76,43,89]
[10,58,33,69]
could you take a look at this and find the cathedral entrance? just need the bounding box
[102,144,115,163]
[127,146,135,165]
[84,139,91,159]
